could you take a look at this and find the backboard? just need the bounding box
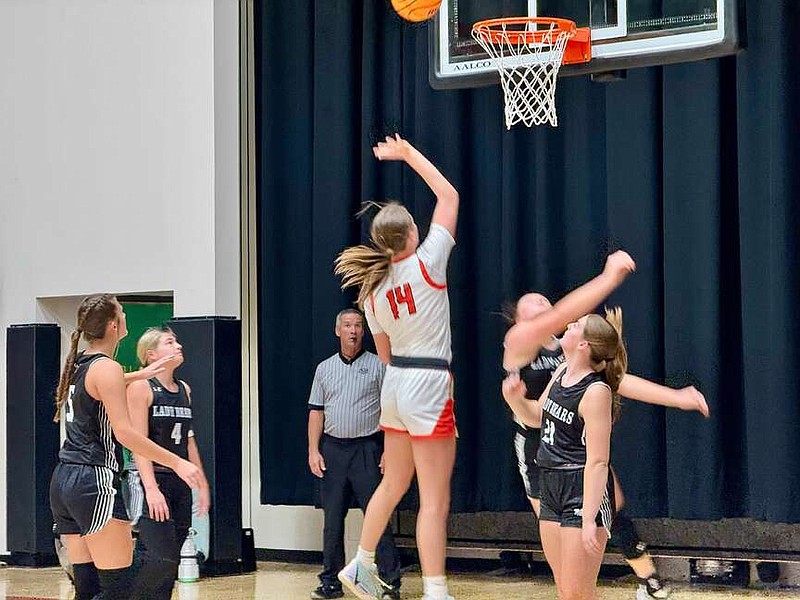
[430,0,744,88]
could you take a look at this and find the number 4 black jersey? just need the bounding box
[147,378,193,472]
[536,370,610,469]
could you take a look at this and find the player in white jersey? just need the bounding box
[335,135,458,600]
[366,221,454,439]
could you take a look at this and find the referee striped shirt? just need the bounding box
[308,350,384,439]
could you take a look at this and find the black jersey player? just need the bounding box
[127,327,210,600]
[50,295,201,600]
[507,292,708,598]
[505,308,628,599]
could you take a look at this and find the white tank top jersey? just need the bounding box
[365,223,455,362]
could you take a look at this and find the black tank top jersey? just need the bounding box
[536,370,610,470]
[513,341,565,430]
[147,378,193,472]
[520,341,565,400]
[59,353,123,472]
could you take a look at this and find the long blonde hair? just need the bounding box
[53,294,120,422]
[334,202,414,307]
[583,307,627,420]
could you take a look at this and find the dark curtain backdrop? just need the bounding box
[255,1,800,521]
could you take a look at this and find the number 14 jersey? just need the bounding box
[365,223,455,362]
[147,377,193,472]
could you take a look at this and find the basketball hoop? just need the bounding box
[472,17,591,129]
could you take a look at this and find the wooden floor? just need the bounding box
[0,562,797,599]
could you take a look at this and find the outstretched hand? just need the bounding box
[373,134,410,162]
[603,250,636,284]
[677,385,710,418]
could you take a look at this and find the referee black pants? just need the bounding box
[319,433,401,589]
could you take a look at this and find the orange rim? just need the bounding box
[472,16,577,45]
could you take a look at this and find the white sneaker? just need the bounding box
[637,578,671,599]
[338,558,389,600]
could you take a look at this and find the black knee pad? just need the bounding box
[72,562,101,600]
[97,566,133,599]
[610,511,648,560]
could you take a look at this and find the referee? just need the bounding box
[308,309,401,600]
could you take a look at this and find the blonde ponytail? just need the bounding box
[335,202,414,308]
[334,246,392,308]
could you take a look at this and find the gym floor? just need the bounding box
[1,562,798,599]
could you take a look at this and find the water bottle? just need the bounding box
[177,529,200,583]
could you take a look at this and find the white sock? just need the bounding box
[356,546,375,568]
[422,575,448,599]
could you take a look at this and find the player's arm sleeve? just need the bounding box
[417,223,456,282]
[307,365,325,410]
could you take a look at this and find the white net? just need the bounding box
[472,20,574,129]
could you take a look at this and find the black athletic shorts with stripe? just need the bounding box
[538,467,615,534]
[50,462,128,536]
[513,423,541,499]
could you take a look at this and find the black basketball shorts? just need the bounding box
[513,424,541,499]
[50,462,129,536]
[140,470,192,533]
[538,467,615,534]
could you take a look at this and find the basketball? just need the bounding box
[391,0,443,23]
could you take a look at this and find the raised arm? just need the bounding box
[373,135,459,237]
[88,360,201,489]
[503,251,636,371]
[618,374,709,417]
